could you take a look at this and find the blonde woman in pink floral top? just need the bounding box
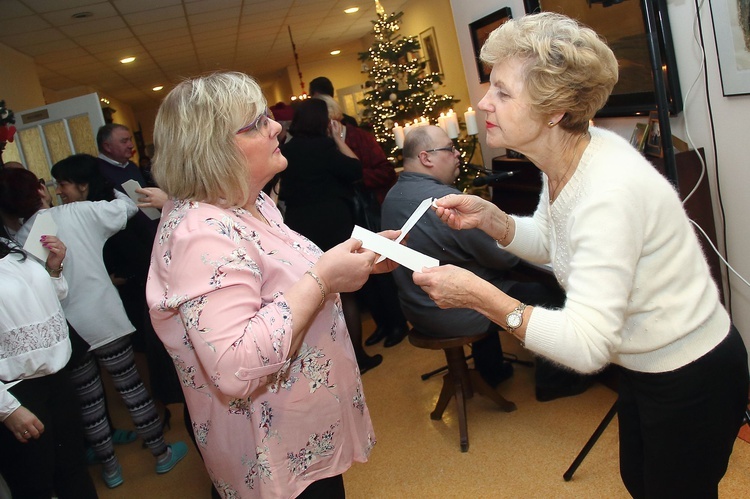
[146,72,398,499]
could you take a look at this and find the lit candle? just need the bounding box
[393,123,405,149]
[403,122,413,136]
[446,110,459,139]
[438,113,447,134]
[420,116,429,126]
[464,107,478,135]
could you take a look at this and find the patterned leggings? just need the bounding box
[69,334,167,471]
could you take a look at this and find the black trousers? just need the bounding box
[0,370,97,499]
[618,325,748,499]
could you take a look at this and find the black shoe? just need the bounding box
[358,354,383,375]
[535,377,593,402]
[364,327,389,346]
[383,326,408,348]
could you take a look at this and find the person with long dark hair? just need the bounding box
[0,162,186,489]
[0,222,98,498]
[279,98,383,373]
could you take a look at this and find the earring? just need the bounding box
[547,121,556,127]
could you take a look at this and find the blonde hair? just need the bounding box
[314,94,344,121]
[152,71,266,206]
[480,12,618,133]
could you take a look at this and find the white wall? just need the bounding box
[450,0,750,355]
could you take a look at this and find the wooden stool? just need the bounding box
[409,328,517,452]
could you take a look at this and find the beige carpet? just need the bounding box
[93,320,750,498]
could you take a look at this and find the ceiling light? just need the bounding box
[344,7,359,14]
[330,50,341,55]
[152,86,164,92]
[71,11,93,19]
[120,57,135,64]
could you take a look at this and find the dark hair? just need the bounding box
[96,123,129,150]
[308,76,334,97]
[0,167,44,220]
[0,225,25,261]
[51,153,115,202]
[288,99,330,138]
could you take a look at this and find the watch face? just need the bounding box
[507,312,522,329]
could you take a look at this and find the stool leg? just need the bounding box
[444,347,471,452]
[430,374,453,420]
[467,370,517,413]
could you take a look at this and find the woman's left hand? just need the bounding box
[368,229,402,274]
[41,235,66,272]
[330,120,344,141]
[412,264,482,310]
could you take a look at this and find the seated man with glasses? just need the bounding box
[382,125,591,400]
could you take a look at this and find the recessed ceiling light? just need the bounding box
[71,11,93,19]
[330,50,341,55]
[344,7,359,14]
[152,86,164,92]
[120,57,136,64]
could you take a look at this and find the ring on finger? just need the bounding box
[22,430,29,435]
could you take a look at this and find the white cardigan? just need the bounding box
[0,246,71,421]
[506,127,729,374]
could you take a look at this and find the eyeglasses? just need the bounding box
[423,145,457,154]
[236,108,271,136]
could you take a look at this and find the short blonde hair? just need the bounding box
[153,71,266,206]
[314,94,343,121]
[480,12,618,133]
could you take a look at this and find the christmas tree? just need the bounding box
[358,2,458,158]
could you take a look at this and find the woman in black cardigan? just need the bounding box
[280,98,382,373]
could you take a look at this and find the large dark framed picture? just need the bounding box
[469,7,513,83]
[523,0,682,117]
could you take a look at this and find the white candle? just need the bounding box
[446,110,459,139]
[403,122,413,136]
[464,107,478,135]
[420,116,429,126]
[393,123,405,149]
[438,113,447,134]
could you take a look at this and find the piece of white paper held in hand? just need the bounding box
[374,197,436,264]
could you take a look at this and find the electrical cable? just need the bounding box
[681,0,738,313]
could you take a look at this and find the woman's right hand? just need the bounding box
[432,194,495,231]
[313,238,378,294]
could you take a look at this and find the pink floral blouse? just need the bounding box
[146,193,375,498]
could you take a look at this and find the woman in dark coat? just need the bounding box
[280,98,382,373]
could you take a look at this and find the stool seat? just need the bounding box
[408,327,516,452]
[408,329,488,350]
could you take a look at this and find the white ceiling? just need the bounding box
[0,0,410,111]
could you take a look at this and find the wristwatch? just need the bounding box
[505,303,527,333]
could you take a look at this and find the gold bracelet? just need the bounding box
[498,215,511,245]
[305,270,326,307]
[45,262,64,277]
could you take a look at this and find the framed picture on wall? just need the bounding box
[629,122,650,153]
[644,111,663,158]
[419,27,443,75]
[469,7,513,83]
[710,0,750,95]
